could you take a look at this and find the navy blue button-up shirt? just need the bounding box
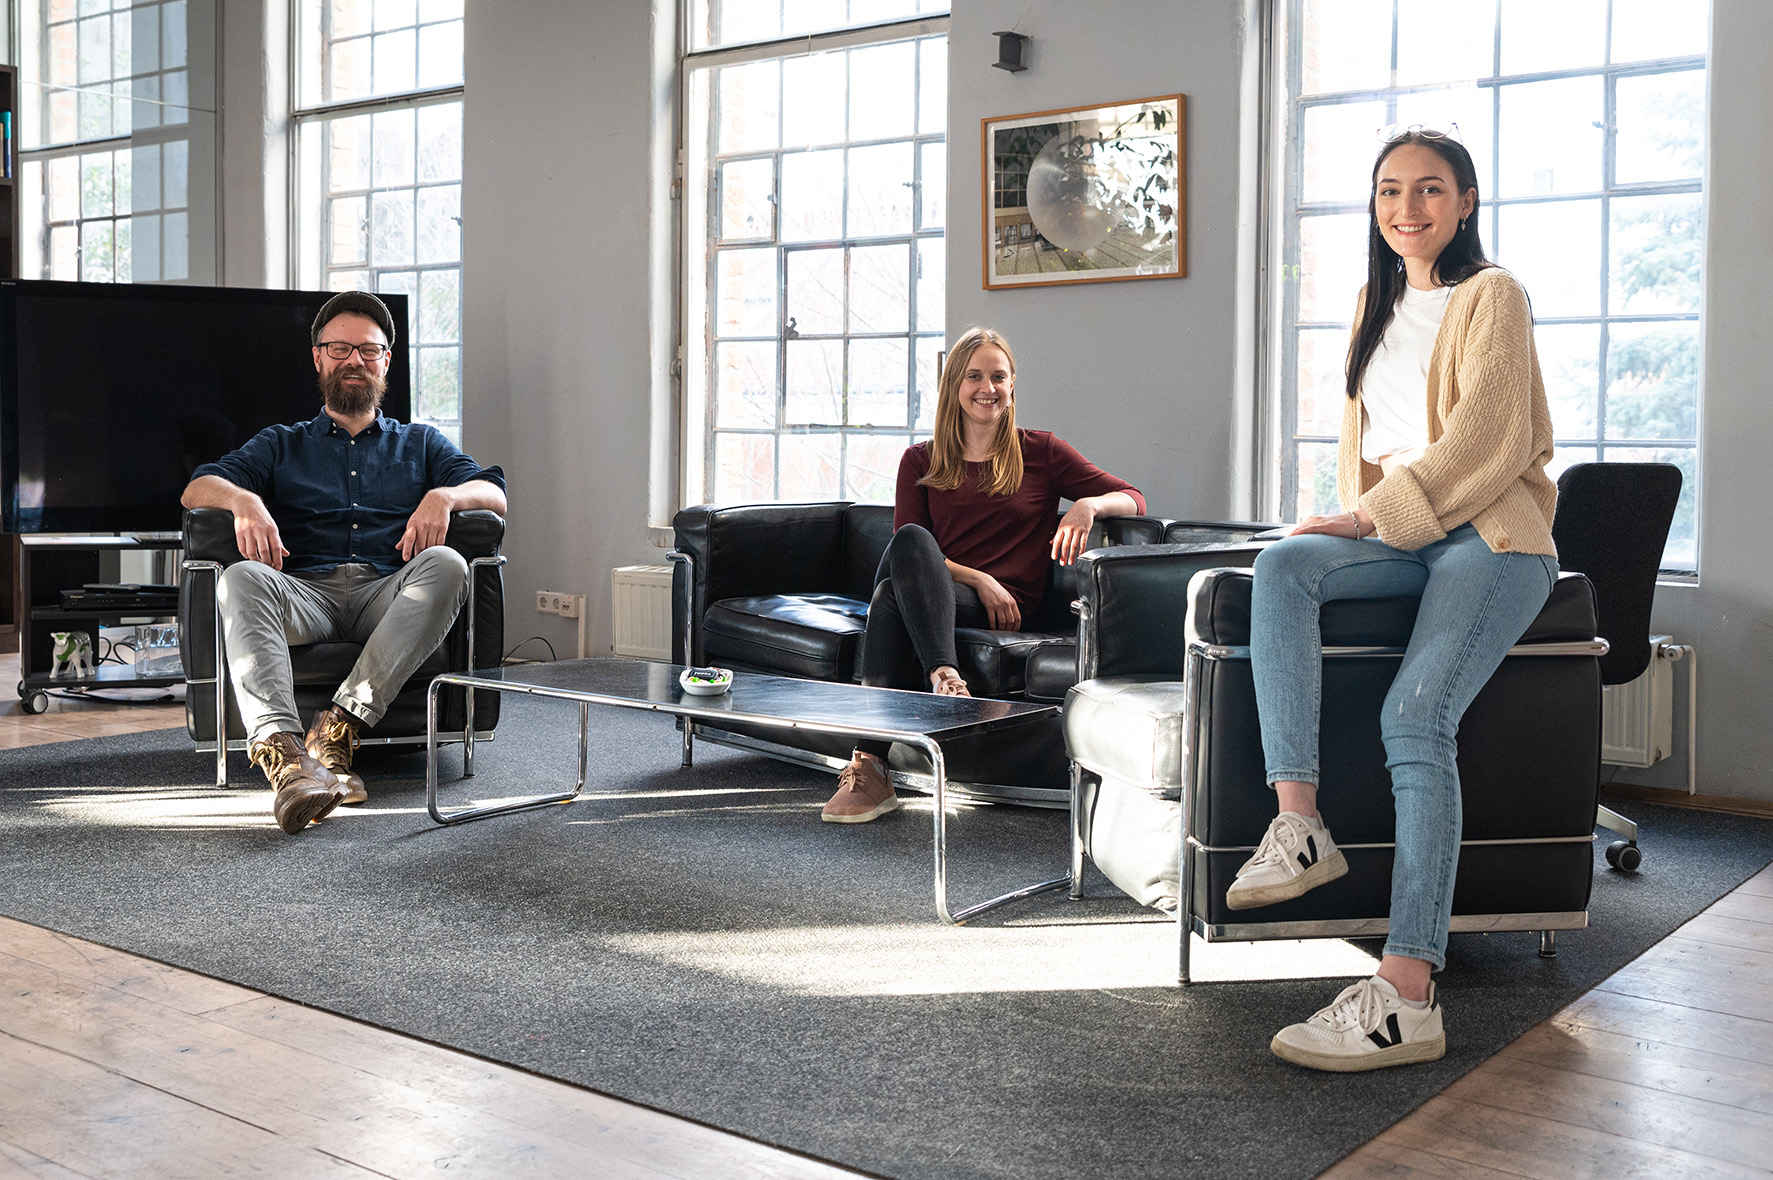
[191,412,506,575]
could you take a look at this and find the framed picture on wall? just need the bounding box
[981,94,1186,290]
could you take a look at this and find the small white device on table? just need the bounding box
[678,666,733,696]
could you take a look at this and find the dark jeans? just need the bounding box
[853,524,989,759]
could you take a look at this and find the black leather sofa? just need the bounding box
[1064,545,1606,982]
[179,507,506,786]
[669,502,1263,799]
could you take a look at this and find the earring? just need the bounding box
[1459,219,1466,231]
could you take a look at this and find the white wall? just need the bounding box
[460,0,676,660]
[216,0,288,289]
[1621,0,1773,801]
[946,0,1249,519]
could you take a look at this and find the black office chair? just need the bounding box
[1550,461,1686,871]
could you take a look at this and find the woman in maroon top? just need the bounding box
[822,326,1145,822]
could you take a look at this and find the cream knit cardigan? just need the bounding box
[1340,267,1558,557]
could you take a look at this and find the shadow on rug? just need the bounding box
[2,696,1769,1180]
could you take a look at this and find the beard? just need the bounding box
[320,365,388,419]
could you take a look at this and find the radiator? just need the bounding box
[1602,635,1675,768]
[610,565,674,661]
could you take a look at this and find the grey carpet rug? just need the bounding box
[1,696,1769,1180]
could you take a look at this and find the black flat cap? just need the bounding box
[312,290,396,346]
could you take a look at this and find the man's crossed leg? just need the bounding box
[217,547,470,833]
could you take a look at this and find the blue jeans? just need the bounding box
[1249,524,1557,969]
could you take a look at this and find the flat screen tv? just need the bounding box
[0,279,411,534]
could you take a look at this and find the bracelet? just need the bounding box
[1349,510,1364,540]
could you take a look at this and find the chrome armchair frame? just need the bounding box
[183,554,506,788]
[1068,633,1609,985]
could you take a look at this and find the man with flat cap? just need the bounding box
[182,291,507,833]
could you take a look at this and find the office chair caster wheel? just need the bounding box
[19,687,48,715]
[1606,840,1641,872]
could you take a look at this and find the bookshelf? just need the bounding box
[0,63,15,280]
[0,65,17,651]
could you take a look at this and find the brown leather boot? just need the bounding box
[249,732,345,834]
[305,705,367,805]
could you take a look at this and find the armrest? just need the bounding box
[1074,541,1270,679]
[1162,518,1287,545]
[182,508,505,565]
[182,508,243,564]
[445,509,505,559]
[1100,515,1174,546]
[671,501,853,662]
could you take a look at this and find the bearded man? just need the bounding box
[181,291,506,834]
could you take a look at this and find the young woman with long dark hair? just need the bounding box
[822,326,1145,822]
[1230,127,1559,1070]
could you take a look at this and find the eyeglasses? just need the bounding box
[1377,121,1462,144]
[317,341,389,362]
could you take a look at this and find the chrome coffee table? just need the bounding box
[425,658,1064,924]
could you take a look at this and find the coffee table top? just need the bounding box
[440,658,1056,744]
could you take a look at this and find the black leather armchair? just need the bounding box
[179,507,506,787]
[667,500,1170,799]
[1024,520,1283,702]
[1064,546,1606,983]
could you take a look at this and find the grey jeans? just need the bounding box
[216,547,471,742]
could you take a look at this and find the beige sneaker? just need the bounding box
[1225,811,1347,910]
[821,753,900,823]
[1271,976,1446,1072]
[932,668,972,697]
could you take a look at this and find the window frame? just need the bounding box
[678,8,950,510]
[287,2,465,438]
[1259,0,1709,575]
[15,0,202,284]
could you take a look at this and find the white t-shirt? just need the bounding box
[1359,282,1453,469]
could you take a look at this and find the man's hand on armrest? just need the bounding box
[183,475,288,569]
[400,480,507,561]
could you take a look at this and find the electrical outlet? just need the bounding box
[536,591,585,619]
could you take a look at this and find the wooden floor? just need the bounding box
[1,655,1769,1179]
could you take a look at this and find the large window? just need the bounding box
[1270,0,1708,570]
[293,0,464,441]
[682,2,948,505]
[17,0,204,284]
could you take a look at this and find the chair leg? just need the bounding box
[1596,804,1638,842]
[1539,930,1557,958]
[1068,761,1086,900]
[213,573,228,789]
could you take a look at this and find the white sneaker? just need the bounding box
[1225,811,1347,910]
[1271,975,1446,1072]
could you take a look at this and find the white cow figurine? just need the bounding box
[49,631,96,679]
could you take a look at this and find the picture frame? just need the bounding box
[981,94,1186,290]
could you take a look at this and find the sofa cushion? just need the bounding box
[840,505,896,601]
[954,627,1069,697]
[1083,773,1180,910]
[1063,675,1190,796]
[288,642,454,685]
[703,593,869,681]
[1024,639,1078,703]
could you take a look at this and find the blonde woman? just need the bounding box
[823,326,1145,822]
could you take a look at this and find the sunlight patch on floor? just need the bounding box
[32,787,275,828]
[599,923,1379,995]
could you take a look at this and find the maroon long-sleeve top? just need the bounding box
[894,429,1146,613]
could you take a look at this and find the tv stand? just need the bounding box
[15,534,184,714]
